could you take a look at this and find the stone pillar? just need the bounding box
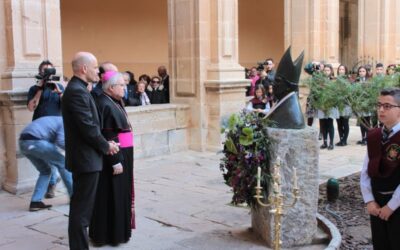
[204,0,249,151]
[168,0,248,152]
[1,0,63,91]
[285,0,340,66]
[358,0,400,65]
[0,91,36,194]
[251,127,319,248]
[0,0,63,193]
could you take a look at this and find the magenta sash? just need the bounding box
[118,132,134,148]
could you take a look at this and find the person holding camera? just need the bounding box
[27,60,64,121]
[27,60,64,199]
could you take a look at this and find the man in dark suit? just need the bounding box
[157,65,170,103]
[62,52,119,250]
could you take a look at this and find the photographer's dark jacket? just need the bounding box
[28,83,64,121]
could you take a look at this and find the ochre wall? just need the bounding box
[238,0,284,69]
[60,0,169,79]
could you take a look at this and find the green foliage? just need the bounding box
[220,111,274,207]
[306,73,400,118]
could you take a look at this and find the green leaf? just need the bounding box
[239,127,254,146]
[225,137,238,154]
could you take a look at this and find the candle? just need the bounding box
[257,167,261,188]
[293,167,298,189]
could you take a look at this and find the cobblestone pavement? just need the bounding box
[0,124,367,250]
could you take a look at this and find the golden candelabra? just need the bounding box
[254,156,301,250]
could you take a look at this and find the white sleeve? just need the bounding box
[360,153,375,203]
[263,102,271,114]
[245,102,254,112]
[387,185,400,210]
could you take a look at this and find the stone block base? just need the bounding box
[251,126,319,248]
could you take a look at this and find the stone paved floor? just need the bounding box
[0,124,367,250]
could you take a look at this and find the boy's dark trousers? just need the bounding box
[370,191,400,250]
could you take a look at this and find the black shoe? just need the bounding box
[361,140,367,146]
[356,140,363,145]
[45,177,61,199]
[320,144,328,149]
[335,142,344,146]
[29,201,52,212]
[328,144,334,150]
[342,141,347,146]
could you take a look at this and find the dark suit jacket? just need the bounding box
[62,76,109,173]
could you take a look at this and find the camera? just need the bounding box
[35,67,60,90]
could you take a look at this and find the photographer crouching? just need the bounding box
[27,60,64,198]
[19,116,72,211]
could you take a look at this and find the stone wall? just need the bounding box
[126,104,190,159]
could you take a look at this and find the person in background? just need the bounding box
[158,66,170,103]
[255,69,269,90]
[264,58,276,85]
[19,116,72,211]
[317,64,338,150]
[27,60,64,199]
[146,76,168,104]
[387,64,397,77]
[360,88,400,250]
[335,64,352,146]
[245,84,270,116]
[246,67,260,96]
[138,74,151,88]
[356,66,372,145]
[62,52,119,250]
[91,62,118,100]
[375,63,385,78]
[124,71,137,107]
[89,71,135,246]
[266,84,275,108]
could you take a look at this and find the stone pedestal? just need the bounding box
[0,90,36,194]
[251,126,319,248]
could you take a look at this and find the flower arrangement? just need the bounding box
[220,111,274,207]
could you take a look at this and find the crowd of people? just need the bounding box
[245,58,277,116]
[305,61,398,151]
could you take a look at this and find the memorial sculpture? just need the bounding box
[266,47,305,129]
[251,47,320,249]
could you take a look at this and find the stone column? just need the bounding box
[2,0,63,91]
[204,0,249,151]
[0,0,63,193]
[324,0,340,67]
[168,0,248,152]
[358,0,400,65]
[284,0,340,66]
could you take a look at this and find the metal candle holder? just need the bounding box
[254,156,301,250]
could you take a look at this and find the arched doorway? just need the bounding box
[60,0,169,79]
[339,0,359,71]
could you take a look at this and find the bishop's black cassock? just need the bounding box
[89,93,135,245]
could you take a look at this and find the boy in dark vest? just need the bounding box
[360,88,400,250]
